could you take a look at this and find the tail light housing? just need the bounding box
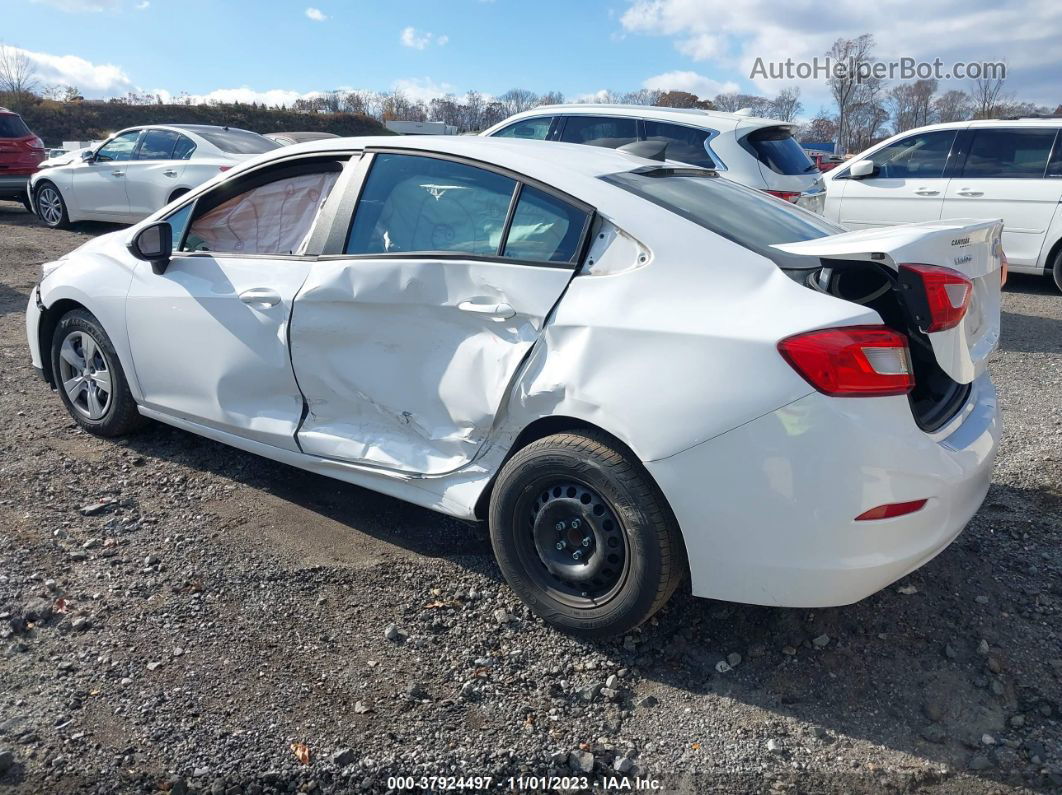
[855,499,927,521]
[898,263,972,332]
[778,325,914,397]
[764,189,801,203]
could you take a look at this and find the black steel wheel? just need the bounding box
[490,430,686,639]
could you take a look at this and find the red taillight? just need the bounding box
[854,499,927,521]
[898,263,972,333]
[778,325,914,397]
[219,165,232,172]
[764,189,801,203]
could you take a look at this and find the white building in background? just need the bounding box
[384,120,458,136]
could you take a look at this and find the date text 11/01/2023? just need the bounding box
[386,775,664,791]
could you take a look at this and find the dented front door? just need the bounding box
[289,257,572,474]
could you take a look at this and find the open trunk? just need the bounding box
[774,219,1004,431]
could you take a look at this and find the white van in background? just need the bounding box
[819,119,1062,291]
[481,104,821,201]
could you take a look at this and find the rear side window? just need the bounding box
[560,116,638,148]
[864,130,956,179]
[493,117,553,140]
[643,121,715,168]
[603,169,840,267]
[961,128,1057,179]
[347,153,516,257]
[743,127,816,175]
[503,185,589,263]
[197,128,280,155]
[173,134,196,160]
[0,114,31,138]
[137,129,179,160]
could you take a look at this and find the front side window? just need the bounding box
[503,186,589,263]
[643,121,715,168]
[493,117,553,140]
[182,163,342,255]
[95,130,141,162]
[346,154,516,257]
[172,134,196,160]
[866,130,957,179]
[961,128,1057,179]
[137,129,180,160]
[559,116,638,148]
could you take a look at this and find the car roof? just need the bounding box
[888,119,1062,135]
[484,103,788,133]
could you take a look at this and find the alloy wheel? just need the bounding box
[57,330,112,420]
[37,186,63,226]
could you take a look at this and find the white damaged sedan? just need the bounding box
[26,136,1003,637]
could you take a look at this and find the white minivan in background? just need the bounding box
[481,104,821,201]
[818,119,1062,291]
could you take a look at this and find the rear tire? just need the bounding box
[35,182,70,229]
[50,309,146,437]
[19,193,32,213]
[489,430,686,639]
[1053,250,1062,293]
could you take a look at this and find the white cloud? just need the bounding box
[620,0,1061,104]
[154,86,329,107]
[135,1,149,8]
[10,46,132,93]
[400,26,447,50]
[305,7,326,22]
[391,77,457,103]
[643,70,739,98]
[29,0,118,10]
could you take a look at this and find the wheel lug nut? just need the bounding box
[555,541,564,550]
[555,522,566,532]
[572,550,582,560]
[581,537,591,547]
[570,519,581,529]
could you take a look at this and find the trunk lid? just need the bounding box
[773,218,1004,384]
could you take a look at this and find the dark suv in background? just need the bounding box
[0,107,46,209]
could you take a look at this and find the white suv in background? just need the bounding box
[819,119,1062,291]
[481,104,820,201]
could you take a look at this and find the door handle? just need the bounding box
[163,169,178,178]
[914,187,939,196]
[956,188,984,197]
[111,170,124,177]
[239,287,282,308]
[458,300,515,319]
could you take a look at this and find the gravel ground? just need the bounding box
[0,199,1059,794]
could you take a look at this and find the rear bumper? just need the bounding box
[0,174,30,197]
[646,373,999,607]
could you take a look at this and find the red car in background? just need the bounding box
[808,152,844,172]
[0,107,46,210]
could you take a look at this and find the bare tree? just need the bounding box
[933,89,973,123]
[462,89,485,131]
[536,91,564,107]
[847,75,887,151]
[797,111,839,144]
[656,90,711,109]
[619,88,661,105]
[0,44,40,110]
[498,88,538,117]
[770,87,802,122]
[826,33,875,155]
[910,78,938,127]
[971,76,1007,119]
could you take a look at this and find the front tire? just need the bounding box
[50,309,145,437]
[1053,250,1062,293]
[489,430,686,639]
[35,182,70,229]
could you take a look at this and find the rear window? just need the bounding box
[0,114,31,139]
[743,126,816,175]
[602,167,840,266]
[196,128,280,155]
